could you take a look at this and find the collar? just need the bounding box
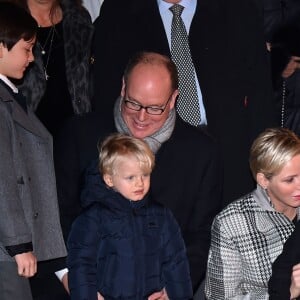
[157,0,197,14]
[0,74,18,93]
[253,184,300,220]
[253,185,276,212]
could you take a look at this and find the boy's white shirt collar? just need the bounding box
[0,74,18,93]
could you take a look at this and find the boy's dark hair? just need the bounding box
[0,1,38,51]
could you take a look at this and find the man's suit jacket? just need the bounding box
[91,0,276,205]
[54,112,223,291]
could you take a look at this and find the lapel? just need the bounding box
[0,84,48,138]
[189,0,224,58]
[13,103,47,139]
[133,0,171,56]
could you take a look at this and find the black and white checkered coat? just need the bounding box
[205,185,300,300]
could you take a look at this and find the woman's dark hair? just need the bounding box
[0,1,37,50]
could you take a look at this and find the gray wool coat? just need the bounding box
[0,83,66,262]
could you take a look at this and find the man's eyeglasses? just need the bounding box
[123,96,172,115]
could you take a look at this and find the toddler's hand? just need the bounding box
[148,288,169,300]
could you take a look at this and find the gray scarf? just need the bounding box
[114,96,176,153]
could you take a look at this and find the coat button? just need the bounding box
[17,176,24,184]
[33,212,39,219]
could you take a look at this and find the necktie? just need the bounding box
[170,4,201,126]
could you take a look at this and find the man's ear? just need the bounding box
[256,172,269,189]
[120,77,126,97]
[103,174,114,187]
[0,43,4,58]
[169,89,179,110]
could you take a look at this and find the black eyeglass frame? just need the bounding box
[123,95,173,115]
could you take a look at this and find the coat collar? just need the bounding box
[253,184,275,212]
[81,161,149,212]
[0,83,49,139]
[253,184,300,220]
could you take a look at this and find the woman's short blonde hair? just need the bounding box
[98,133,155,175]
[250,128,300,180]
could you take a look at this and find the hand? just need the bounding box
[97,292,104,300]
[290,263,300,299]
[282,56,300,78]
[61,272,69,294]
[148,288,169,300]
[14,252,37,278]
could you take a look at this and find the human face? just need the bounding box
[103,155,151,201]
[0,38,35,79]
[258,154,300,218]
[121,63,178,139]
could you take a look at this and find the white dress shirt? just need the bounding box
[82,0,104,22]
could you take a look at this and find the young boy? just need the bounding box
[67,134,193,300]
[0,3,66,299]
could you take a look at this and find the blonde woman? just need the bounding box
[205,128,300,300]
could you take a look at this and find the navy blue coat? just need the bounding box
[56,114,222,291]
[67,165,193,300]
